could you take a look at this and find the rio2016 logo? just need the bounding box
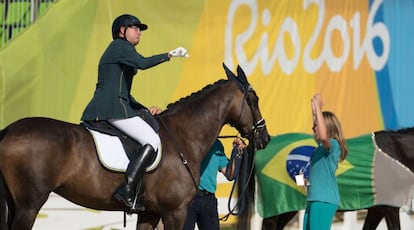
[225,0,390,75]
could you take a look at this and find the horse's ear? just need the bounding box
[236,65,250,90]
[223,63,237,81]
[223,63,245,92]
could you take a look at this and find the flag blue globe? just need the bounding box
[286,145,315,182]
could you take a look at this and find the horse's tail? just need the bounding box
[0,128,6,144]
[0,128,12,230]
[236,145,255,230]
[0,171,11,230]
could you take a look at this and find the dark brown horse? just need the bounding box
[0,64,270,230]
[262,127,414,230]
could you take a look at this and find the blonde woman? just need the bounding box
[303,93,348,230]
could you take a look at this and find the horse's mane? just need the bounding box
[162,79,228,113]
[395,127,414,134]
[377,127,414,135]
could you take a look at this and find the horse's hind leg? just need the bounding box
[262,216,278,230]
[10,209,39,230]
[0,196,11,230]
[276,211,297,230]
[262,211,297,230]
[383,206,400,230]
[363,207,383,230]
[10,194,49,230]
[0,173,9,230]
[363,205,400,230]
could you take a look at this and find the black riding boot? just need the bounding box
[113,144,155,212]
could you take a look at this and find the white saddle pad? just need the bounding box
[87,128,161,172]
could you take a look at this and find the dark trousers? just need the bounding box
[183,192,219,230]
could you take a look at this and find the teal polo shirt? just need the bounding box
[199,140,229,193]
[306,139,341,205]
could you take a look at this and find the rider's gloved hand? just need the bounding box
[168,47,189,58]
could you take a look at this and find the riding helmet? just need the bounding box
[111,14,148,39]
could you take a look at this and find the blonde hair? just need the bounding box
[323,111,348,161]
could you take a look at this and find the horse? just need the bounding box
[260,127,414,230]
[0,63,270,230]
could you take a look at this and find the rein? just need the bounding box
[157,117,199,191]
[218,135,238,138]
[220,87,265,219]
[220,147,249,220]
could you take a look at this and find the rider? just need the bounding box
[81,14,188,211]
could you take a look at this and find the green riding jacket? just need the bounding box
[81,38,170,121]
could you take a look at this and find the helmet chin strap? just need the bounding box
[122,27,128,41]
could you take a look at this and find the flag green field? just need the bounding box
[255,133,376,218]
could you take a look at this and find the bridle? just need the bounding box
[233,86,267,149]
[220,86,267,218]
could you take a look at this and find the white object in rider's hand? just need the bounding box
[169,47,189,57]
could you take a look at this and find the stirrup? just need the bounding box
[113,187,146,212]
[131,198,145,212]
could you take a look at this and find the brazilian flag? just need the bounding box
[255,133,414,218]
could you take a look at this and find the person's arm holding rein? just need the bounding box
[220,138,246,180]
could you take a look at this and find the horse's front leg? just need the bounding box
[136,215,160,230]
[162,208,188,230]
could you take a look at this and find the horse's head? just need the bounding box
[223,63,270,150]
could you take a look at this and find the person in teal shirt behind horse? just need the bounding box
[303,93,348,230]
[184,138,246,230]
[81,14,188,212]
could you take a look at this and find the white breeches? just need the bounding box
[108,116,160,152]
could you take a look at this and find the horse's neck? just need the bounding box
[161,84,238,162]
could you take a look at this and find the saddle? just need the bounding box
[82,120,141,160]
[82,119,163,173]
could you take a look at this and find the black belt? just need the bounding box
[196,189,214,196]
